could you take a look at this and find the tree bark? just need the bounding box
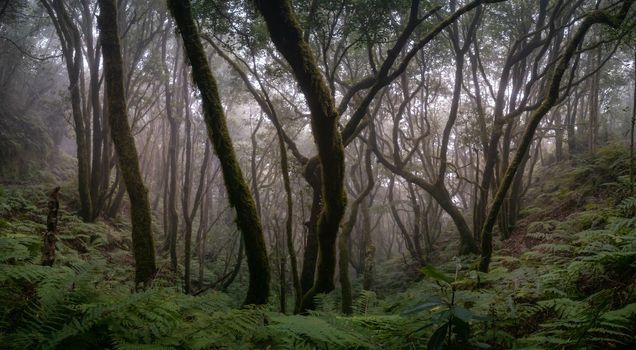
[168,0,271,305]
[566,90,580,158]
[278,131,301,313]
[475,0,549,240]
[161,29,180,272]
[588,45,602,154]
[254,0,347,312]
[98,0,156,286]
[300,163,320,296]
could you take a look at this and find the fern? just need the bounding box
[0,234,41,263]
[267,314,371,349]
[350,315,417,348]
[312,293,338,314]
[519,297,636,349]
[353,290,377,316]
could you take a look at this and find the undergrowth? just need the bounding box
[0,144,636,349]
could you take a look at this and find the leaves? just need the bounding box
[427,324,447,350]
[451,305,473,322]
[421,265,454,284]
[403,295,445,315]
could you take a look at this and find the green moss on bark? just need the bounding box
[253,0,347,312]
[168,0,271,305]
[97,0,156,285]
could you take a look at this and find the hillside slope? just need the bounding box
[1,145,636,349]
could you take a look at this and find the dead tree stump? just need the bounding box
[42,187,60,266]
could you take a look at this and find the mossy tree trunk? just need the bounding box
[253,0,347,312]
[387,175,424,265]
[360,199,376,290]
[205,38,318,302]
[197,172,210,289]
[435,2,481,253]
[181,66,193,293]
[588,45,602,154]
[300,162,321,297]
[97,0,156,286]
[168,0,270,306]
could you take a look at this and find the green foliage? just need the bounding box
[379,148,636,349]
[0,187,39,217]
[0,209,374,349]
[402,265,492,350]
[0,102,54,182]
[2,145,636,349]
[421,264,454,284]
[267,314,370,349]
[353,290,378,316]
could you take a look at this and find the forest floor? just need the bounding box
[1,144,636,349]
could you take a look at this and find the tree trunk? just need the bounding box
[631,48,636,196]
[106,167,126,218]
[566,90,580,158]
[360,197,375,290]
[98,0,156,286]
[196,176,210,289]
[168,0,271,305]
[161,30,179,272]
[80,0,104,221]
[555,112,564,162]
[300,163,321,297]
[279,131,301,313]
[254,0,348,311]
[388,176,422,265]
[221,237,244,292]
[275,225,287,314]
[250,115,263,215]
[588,46,601,154]
[182,71,193,294]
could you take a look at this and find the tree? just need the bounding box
[253,0,348,311]
[160,27,180,272]
[97,0,156,286]
[168,0,271,305]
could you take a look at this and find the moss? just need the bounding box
[98,0,156,286]
[252,0,347,310]
[565,209,612,232]
[518,207,543,218]
[527,220,560,235]
[169,0,270,305]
